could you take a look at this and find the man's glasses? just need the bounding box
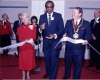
[46,6,53,8]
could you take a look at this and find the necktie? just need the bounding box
[93,20,96,28]
[75,21,78,29]
[48,14,51,26]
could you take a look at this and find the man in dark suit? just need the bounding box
[87,10,100,70]
[39,1,64,79]
[63,7,92,79]
[13,13,22,57]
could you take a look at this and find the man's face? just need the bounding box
[72,9,81,20]
[45,2,54,14]
[94,10,99,18]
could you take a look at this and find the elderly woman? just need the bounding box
[17,13,36,80]
[0,13,13,56]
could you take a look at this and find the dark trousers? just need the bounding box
[95,54,100,68]
[44,46,60,79]
[89,47,96,66]
[0,34,11,55]
[95,41,100,68]
[65,53,84,79]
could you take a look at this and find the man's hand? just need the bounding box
[63,33,67,37]
[46,34,55,39]
[92,34,96,40]
[40,23,45,31]
[82,40,88,45]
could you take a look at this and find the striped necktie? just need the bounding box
[48,14,51,26]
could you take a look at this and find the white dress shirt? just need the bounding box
[47,12,57,39]
[74,18,81,25]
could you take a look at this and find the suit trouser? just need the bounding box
[44,46,60,79]
[96,54,100,68]
[65,53,84,79]
[95,41,100,68]
[89,47,96,66]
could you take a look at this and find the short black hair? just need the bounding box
[30,16,38,24]
[75,7,83,16]
[45,0,54,8]
[18,13,21,17]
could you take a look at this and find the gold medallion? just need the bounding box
[72,19,84,39]
[73,33,79,39]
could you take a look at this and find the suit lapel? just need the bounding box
[44,13,48,27]
[90,19,95,30]
[98,18,100,22]
[71,19,74,34]
[76,19,84,34]
[78,18,82,26]
[17,20,19,26]
[50,12,55,27]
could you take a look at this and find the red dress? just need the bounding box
[17,24,36,70]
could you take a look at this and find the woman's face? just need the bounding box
[3,15,7,20]
[32,19,36,23]
[22,15,29,24]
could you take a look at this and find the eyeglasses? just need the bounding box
[46,6,53,8]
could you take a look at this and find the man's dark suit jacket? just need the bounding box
[13,20,20,43]
[39,12,64,49]
[65,19,92,55]
[90,18,100,51]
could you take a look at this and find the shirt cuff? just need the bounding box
[54,34,57,39]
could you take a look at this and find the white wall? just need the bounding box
[0,1,32,23]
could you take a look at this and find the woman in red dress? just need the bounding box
[17,13,36,80]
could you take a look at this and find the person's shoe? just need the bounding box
[13,52,18,58]
[5,49,9,56]
[86,65,94,67]
[5,52,8,56]
[1,54,4,56]
[62,76,67,80]
[43,74,48,78]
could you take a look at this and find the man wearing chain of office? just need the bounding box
[63,7,92,79]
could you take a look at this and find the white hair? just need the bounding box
[19,12,29,20]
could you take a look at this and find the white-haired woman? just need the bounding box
[17,13,36,80]
[0,13,13,56]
